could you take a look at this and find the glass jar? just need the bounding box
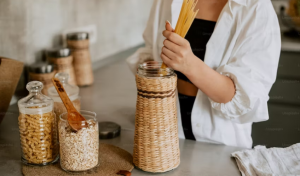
[134,61,180,173]
[48,72,81,124]
[137,61,175,77]
[59,110,99,172]
[17,81,59,165]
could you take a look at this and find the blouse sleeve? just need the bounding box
[126,0,159,74]
[209,1,281,124]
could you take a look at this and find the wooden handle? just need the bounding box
[51,78,77,113]
[116,170,131,176]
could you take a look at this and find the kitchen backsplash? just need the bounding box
[0,0,153,65]
[0,0,286,66]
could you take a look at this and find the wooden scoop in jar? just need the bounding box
[52,78,87,131]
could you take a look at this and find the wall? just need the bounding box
[0,0,153,65]
[0,0,288,65]
[271,0,289,14]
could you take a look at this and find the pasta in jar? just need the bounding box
[18,81,58,165]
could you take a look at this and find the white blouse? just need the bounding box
[126,0,281,148]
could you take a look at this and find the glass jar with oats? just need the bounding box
[59,110,99,172]
[48,72,81,124]
[18,81,59,165]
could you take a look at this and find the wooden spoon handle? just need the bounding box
[51,78,76,113]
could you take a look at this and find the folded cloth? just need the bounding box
[232,143,300,176]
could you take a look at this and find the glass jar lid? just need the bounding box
[48,72,79,102]
[47,48,71,58]
[67,32,89,41]
[29,62,54,74]
[18,81,53,114]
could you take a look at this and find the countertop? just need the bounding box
[0,59,244,176]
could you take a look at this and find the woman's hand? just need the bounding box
[161,21,235,103]
[161,21,197,75]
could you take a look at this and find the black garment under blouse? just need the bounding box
[177,19,216,140]
[175,18,216,83]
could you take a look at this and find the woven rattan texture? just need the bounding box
[29,71,55,95]
[67,39,89,49]
[67,39,94,86]
[133,74,180,173]
[48,56,77,86]
[72,49,94,86]
[22,143,133,176]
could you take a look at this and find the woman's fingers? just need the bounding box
[162,46,177,60]
[160,53,173,68]
[163,39,180,54]
[162,30,186,46]
[165,21,174,32]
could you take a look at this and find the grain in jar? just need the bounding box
[59,110,99,172]
[67,32,94,86]
[18,81,58,165]
[48,72,80,124]
[47,48,77,85]
[28,63,55,95]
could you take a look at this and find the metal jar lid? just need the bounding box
[29,63,54,74]
[67,32,89,41]
[46,48,71,58]
[98,122,121,139]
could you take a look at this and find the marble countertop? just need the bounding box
[0,59,244,176]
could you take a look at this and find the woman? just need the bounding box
[127,0,281,148]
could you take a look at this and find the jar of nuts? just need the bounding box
[48,72,80,124]
[59,110,99,172]
[17,81,59,165]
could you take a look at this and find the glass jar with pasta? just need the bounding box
[48,72,81,124]
[18,81,59,165]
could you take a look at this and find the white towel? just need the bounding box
[231,143,300,176]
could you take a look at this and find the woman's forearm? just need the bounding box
[161,22,235,103]
[184,55,235,103]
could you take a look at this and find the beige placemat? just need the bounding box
[22,143,134,176]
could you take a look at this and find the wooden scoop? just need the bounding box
[52,78,87,131]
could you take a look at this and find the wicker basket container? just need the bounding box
[133,61,180,173]
[47,48,77,86]
[28,63,55,95]
[67,32,94,86]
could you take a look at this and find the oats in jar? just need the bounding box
[59,111,99,172]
